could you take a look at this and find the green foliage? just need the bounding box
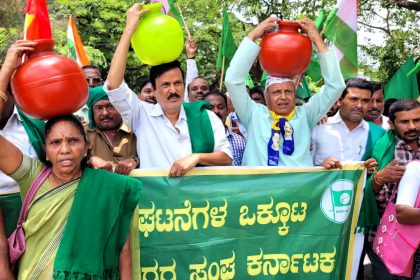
[0,0,418,90]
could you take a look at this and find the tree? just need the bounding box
[0,0,418,90]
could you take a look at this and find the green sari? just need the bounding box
[11,155,140,280]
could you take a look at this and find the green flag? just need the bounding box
[297,76,312,100]
[306,47,322,82]
[407,59,420,76]
[167,0,184,27]
[245,74,254,88]
[216,9,237,69]
[314,9,326,31]
[260,71,268,87]
[305,10,327,82]
[384,56,420,100]
[323,5,358,80]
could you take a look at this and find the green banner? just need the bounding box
[132,164,365,279]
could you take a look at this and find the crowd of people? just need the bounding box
[0,3,419,279]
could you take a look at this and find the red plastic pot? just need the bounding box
[259,21,312,77]
[11,39,88,119]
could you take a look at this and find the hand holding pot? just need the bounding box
[296,18,327,52]
[124,3,150,36]
[247,16,279,42]
[2,40,36,73]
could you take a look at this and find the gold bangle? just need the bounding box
[0,90,8,103]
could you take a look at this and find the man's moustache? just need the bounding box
[168,93,180,100]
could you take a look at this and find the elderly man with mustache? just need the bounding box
[104,3,232,176]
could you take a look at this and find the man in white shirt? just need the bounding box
[105,3,232,176]
[311,78,384,170]
[364,81,390,130]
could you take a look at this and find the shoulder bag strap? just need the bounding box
[16,166,52,225]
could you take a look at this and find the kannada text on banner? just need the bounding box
[131,164,365,280]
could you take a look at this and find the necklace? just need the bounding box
[103,131,116,147]
[50,172,81,187]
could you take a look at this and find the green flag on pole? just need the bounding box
[407,59,420,76]
[314,9,326,31]
[323,3,358,80]
[305,10,327,82]
[168,0,184,27]
[216,9,237,69]
[384,57,419,100]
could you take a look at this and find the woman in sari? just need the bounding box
[0,41,140,280]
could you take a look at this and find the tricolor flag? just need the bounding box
[23,0,52,40]
[324,0,358,80]
[67,15,90,67]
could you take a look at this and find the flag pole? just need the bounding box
[219,56,226,90]
[175,2,191,38]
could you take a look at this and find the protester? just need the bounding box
[364,99,420,279]
[204,91,245,166]
[188,76,210,102]
[184,36,201,102]
[395,160,420,279]
[76,65,105,126]
[137,79,156,104]
[0,114,140,279]
[86,86,138,174]
[312,78,384,171]
[105,3,232,176]
[365,81,390,130]
[225,17,345,166]
[82,65,103,88]
[0,40,45,278]
[250,85,266,105]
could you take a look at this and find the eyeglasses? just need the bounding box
[92,104,116,113]
[86,77,103,85]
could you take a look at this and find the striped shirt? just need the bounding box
[226,127,246,166]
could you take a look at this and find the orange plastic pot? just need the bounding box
[259,21,312,77]
[11,39,88,119]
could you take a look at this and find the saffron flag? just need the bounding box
[384,57,419,100]
[67,15,90,67]
[24,0,52,40]
[324,0,358,80]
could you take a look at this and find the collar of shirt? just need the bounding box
[328,110,369,130]
[150,103,187,121]
[225,126,233,137]
[2,106,20,132]
[395,135,420,152]
[88,122,132,134]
